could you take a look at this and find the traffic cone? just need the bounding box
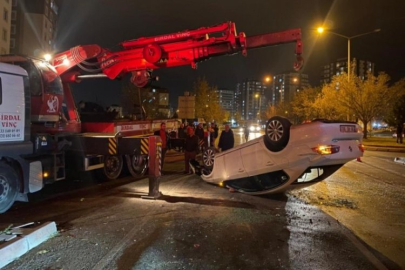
[356,157,362,162]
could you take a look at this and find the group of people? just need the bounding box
[154,122,235,174]
[177,122,218,147]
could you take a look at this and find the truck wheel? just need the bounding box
[263,116,291,152]
[202,147,216,174]
[125,155,148,178]
[0,162,20,214]
[103,155,123,180]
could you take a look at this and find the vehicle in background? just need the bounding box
[249,124,262,132]
[392,133,404,138]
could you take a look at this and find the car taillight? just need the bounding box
[312,145,340,155]
[358,144,365,152]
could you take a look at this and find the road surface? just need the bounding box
[1,143,404,269]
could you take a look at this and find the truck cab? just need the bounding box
[0,62,43,213]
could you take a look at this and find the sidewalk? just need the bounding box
[364,145,405,153]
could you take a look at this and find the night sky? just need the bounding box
[55,0,405,109]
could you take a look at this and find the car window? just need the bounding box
[225,170,289,192]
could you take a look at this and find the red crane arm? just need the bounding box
[52,21,303,87]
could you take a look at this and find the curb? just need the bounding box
[0,222,57,269]
[365,147,405,153]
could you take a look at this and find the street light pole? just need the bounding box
[348,38,351,81]
[255,93,261,122]
[317,27,380,81]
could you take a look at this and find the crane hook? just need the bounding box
[293,55,304,71]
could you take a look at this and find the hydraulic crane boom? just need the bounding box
[52,21,303,87]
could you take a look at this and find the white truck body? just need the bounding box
[0,63,26,142]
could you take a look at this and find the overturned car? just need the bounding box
[194,116,364,194]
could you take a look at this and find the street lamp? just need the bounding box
[317,27,381,81]
[255,93,261,121]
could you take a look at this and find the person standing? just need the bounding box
[244,126,250,142]
[210,123,218,147]
[154,122,169,171]
[184,127,199,174]
[195,123,205,141]
[218,124,234,152]
[178,123,186,139]
[396,123,404,144]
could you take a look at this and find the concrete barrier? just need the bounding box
[0,222,57,269]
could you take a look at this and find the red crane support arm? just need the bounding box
[52,21,303,87]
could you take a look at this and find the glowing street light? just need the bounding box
[264,76,271,83]
[43,54,52,62]
[317,27,381,81]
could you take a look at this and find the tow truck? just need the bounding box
[0,21,304,213]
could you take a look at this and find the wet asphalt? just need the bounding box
[1,149,401,269]
[0,131,403,269]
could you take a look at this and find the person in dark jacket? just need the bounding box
[178,123,186,139]
[213,123,219,140]
[195,123,205,140]
[218,124,234,151]
[154,122,169,171]
[184,127,199,174]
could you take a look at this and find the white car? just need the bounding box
[198,116,364,194]
[392,133,404,138]
[249,124,262,132]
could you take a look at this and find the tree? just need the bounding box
[331,72,394,138]
[291,87,322,122]
[264,104,277,119]
[194,77,223,123]
[313,85,347,121]
[384,79,405,126]
[222,110,231,123]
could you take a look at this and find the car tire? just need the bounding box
[202,147,216,174]
[96,155,124,180]
[263,116,291,152]
[0,162,20,214]
[125,155,148,178]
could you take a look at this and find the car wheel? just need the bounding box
[0,162,20,213]
[202,147,216,173]
[264,116,291,152]
[125,155,148,178]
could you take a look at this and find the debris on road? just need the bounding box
[394,157,405,165]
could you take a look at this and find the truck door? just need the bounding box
[0,66,26,142]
